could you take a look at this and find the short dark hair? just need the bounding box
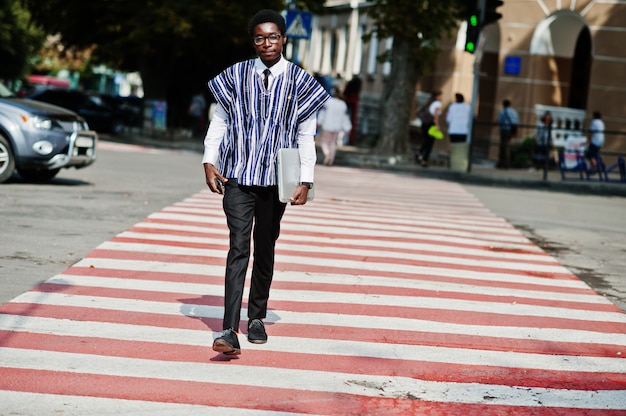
[593,111,602,119]
[455,93,464,103]
[503,99,511,107]
[248,9,286,36]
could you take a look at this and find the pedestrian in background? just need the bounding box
[343,76,361,145]
[496,99,519,169]
[317,88,351,166]
[533,111,553,169]
[585,111,605,171]
[188,90,207,138]
[415,90,442,167]
[446,93,471,143]
[202,9,329,355]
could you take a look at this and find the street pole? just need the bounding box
[467,0,487,173]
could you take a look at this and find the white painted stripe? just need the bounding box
[74,258,591,290]
[178,199,505,226]
[133,220,539,252]
[118,230,557,263]
[1,348,624,409]
[61,263,609,305]
[95,241,570,275]
[148,212,531,244]
[40,275,624,323]
[165,204,511,231]
[0,391,308,416]
[5,293,626,346]
[178,197,498,223]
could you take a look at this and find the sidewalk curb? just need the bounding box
[103,135,626,198]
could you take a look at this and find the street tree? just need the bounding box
[0,0,44,81]
[366,0,467,155]
[25,0,325,118]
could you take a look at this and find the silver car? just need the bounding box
[0,82,97,183]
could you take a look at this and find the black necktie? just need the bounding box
[263,69,271,89]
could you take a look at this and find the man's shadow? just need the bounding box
[178,294,281,361]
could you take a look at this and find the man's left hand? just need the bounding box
[290,185,309,205]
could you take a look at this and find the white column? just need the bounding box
[336,28,347,77]
[345,1,360,78]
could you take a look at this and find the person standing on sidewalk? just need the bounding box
[496,99,520,169]
[188,90,207,138]
[533,111,553,169]
[415,91,442,167]
[585,111,605,171]
[317,87,352,166]
[201,9,329,355]
[446,93,471,143]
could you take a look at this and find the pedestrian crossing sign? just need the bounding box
[285,10,312,40]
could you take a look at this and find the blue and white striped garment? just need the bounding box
[208,59,329,186]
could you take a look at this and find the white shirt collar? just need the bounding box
[255,56,287,76]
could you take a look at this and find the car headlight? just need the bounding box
[27,115,64,131]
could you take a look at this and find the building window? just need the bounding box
[367,31,379,75]
[382,37,393,76]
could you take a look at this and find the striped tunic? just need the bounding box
[207,59,329,186]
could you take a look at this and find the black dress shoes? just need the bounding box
[212,328,241,355]
[247,319,268,344]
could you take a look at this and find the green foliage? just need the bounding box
[366,0,468,155]
[511,137,535,168]
[0,0,44,80]
[25,0,327,100]
[366,0,467,75]
[290,0,326,13]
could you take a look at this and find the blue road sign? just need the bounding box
[504,56,522,75]
[285,10,312,40]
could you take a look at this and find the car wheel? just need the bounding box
[17,168,61,182]
[0,135,16,183]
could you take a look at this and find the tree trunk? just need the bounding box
[138,54,172,100]
[375,37,419,156]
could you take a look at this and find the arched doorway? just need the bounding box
[569,26,592,109]
[528,11,592,111]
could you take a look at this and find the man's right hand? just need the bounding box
[203,163,227,194]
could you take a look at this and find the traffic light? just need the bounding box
[464,11,480,53]
[484,0,504,26]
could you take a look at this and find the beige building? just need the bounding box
[289,0,626,164]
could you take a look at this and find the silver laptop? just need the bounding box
[276,148,314,203]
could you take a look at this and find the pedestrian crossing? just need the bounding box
[1,166,625,415]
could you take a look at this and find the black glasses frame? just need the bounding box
[253,33,282,46]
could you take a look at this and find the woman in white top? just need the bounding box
[585,111,605,169]
[317,88,352,166]
[446,93,471,143]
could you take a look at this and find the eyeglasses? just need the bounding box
[253,34,282,46]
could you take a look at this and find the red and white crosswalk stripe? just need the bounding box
[1,166,625,415]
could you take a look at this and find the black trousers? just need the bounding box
[498,130,512,168]
[221,180,287,332]
[419,122,436,161]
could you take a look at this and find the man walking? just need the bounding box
[201,9,329,355]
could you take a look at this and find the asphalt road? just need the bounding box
[1,141,625,312]
[464,184,626,312]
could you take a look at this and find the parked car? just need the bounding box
[98,94,143,128]
[0,82,97,183]
[29,89,130,135]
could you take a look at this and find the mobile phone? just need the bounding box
[215,178,225,194]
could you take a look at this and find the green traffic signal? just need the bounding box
[465,11,480,54]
